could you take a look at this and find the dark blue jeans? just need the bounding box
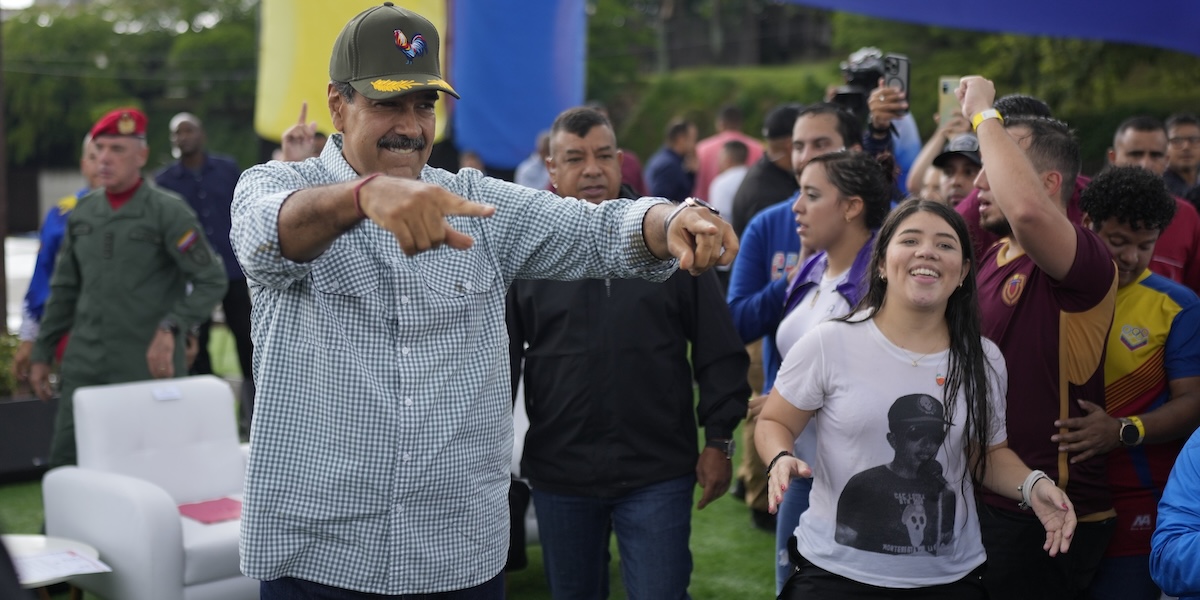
[774,476,813,594]
[531,474,695,600]
[260,573,503,600]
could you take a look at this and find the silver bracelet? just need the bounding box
[1018,469,1050,510]
[662,197,720,239]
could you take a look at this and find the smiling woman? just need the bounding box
[755,199,1079,599]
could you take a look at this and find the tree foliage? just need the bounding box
[3,0,260,169]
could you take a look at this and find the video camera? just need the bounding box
[832,47,910,125]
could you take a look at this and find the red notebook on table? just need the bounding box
[178,497,242,524]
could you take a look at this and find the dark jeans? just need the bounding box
[531,474,695,600]
[260,573,503,600]
[774,477,813,594]
[978,503,1116,599]
[778,550,986,599]
[190,279,256,434]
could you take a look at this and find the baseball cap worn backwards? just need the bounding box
[330,2,459,100]
[932,133,982,168]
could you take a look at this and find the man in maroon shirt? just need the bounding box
[1105,115,1200,295]
[957,104,1200,299]
[963,76,1118,599]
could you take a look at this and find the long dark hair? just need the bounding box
[842,198,994,486]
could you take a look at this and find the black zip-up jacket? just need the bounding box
[507,230,750,498]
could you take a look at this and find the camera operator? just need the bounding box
[831,48,922,198]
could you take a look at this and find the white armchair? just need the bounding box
[42,375,258,600]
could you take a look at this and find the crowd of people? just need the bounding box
[11,2,1200,600]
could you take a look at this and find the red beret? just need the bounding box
[90,108,147,139]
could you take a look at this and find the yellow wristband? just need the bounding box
[971,109,1003,131]
[1130,415,1146,443]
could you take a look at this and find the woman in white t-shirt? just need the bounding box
[769,149,894,591]
[756,199,1077,598]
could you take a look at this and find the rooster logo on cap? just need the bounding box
[393,29,426,64]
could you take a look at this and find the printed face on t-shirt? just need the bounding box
[893,424,947,468]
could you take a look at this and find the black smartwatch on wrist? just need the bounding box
[705,438,735,460]
[1118,416,1145,446]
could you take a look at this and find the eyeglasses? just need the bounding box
[1168,136,1200,147]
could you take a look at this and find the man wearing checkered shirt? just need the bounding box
[231,4,738,599]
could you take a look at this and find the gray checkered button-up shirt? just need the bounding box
[231,135,674,594]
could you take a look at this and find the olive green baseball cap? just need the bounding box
[329,2,459,100]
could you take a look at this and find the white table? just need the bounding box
[2,534,101,599]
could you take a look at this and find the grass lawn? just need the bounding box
[0,327,776,598]
[505,448,777,598]
[1,430,775,599]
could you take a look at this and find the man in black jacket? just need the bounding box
[508,107,750,599]
[729,103,804,237]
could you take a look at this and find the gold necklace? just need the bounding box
[899,347,933,367]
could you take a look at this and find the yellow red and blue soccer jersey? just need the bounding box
[1105,269,1200,556]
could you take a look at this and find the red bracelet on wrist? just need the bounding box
[353,173,382,220]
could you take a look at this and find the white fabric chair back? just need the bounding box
[73,375,244,504]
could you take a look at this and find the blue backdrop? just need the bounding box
[451,0,587,169]
[450,1,1198,170]
[783,0,1200,57]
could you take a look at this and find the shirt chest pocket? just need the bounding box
[302,251,382,348]
[310,252,380,297]
[68,223,94,254]
[128,227,163,246]
[411,247,497,299]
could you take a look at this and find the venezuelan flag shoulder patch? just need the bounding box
[176,229,198,253]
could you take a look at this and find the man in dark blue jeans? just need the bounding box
[508,107,749,599]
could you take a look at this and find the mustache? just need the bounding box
[378,134,426,151]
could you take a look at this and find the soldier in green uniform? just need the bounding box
[30,108,228,467]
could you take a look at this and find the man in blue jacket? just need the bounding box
[12,135,97,382]
[1151,426,1200,599]
[726,103,861,591]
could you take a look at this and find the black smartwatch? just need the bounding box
[1118,416,1145,447]
[705,438,735,460]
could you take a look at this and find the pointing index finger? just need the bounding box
[297,101,308,126]
[442,194,496,218]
